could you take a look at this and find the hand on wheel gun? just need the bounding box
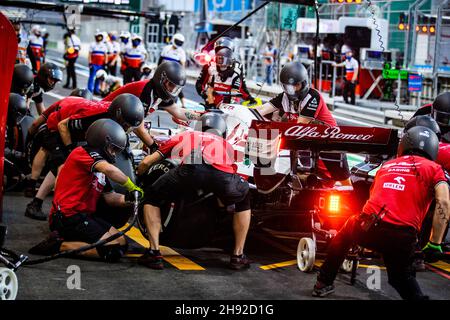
[422,242,442,263]
[122,177,144,205]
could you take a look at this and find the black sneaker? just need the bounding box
[138,249,164,270]
[229,254,251,270]
[25,201,47,221]
[413,258,426,272]
[29,231,63,255]
[312,281,335,298]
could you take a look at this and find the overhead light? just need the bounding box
[430,26,435,33]
[422,25,428,32]
[416,25,420,32]
[398,23,405,30]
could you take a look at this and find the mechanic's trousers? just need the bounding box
[343,80,356,105]
[88,64,103,94]
[65,57,77,89]
[123,67,141,85]
[317,215,427,300]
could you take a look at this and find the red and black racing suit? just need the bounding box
[43,99,109,173]
[195,61,253,108]
[49,146,117,245]
[267,88,350,183]
[318,155,447,300]
[142,130,250,212]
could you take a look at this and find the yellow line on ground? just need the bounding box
[120,224,205,270]
[260,260,297,270]
[429,260,450,273]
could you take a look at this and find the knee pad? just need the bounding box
[96,244,126,263]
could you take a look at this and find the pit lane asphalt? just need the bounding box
[2,55,449,300]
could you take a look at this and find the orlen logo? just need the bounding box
[383,176,406,191]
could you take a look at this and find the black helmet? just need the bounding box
[280,61,310,101]
[215,47,233,72]
[404,115,441,141]
[214,36,233,53]
[8,93,27,124]
[108,93,144,131]
[152,61,186,101]
[86,119,127,163]
[432,92,450,141]
[200,111,227,138]
[398,126,439,161]
[36,62,63,92]
[70,88,93,100]
[11,64,34,96]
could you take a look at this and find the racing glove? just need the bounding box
[149,141,159,154]
[422,241,442,263]
[121,177,144,202]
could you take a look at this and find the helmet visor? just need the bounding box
[216,55,232,68]
[433,109,450,128]
[162,78,183,98]
[281,82,304,97]
[174,39,184,47]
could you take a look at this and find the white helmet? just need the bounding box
[95,30,104,39]
[31,25,41,36]
[131,33,142,41]
[141,63,152,72]
[120,31,130,39]
[95,69,107,80]
[172,33,185,48]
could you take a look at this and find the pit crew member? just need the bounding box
[95,69,122,97]
[256,61,350,184]
[195,37,256,109]
[136,112,251,270]
[29,119,143,262]
[312,126,450,300]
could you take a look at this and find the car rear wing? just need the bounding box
[247,121,399,161]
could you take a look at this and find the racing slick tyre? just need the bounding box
[297,237,316,272]
[340,259,359,273]
[0,268,18,300]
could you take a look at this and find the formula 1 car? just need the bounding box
[133,103,400,272]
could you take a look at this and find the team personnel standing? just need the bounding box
[103,61,201,122]
[312,126,450,300]
[88,31,108,94]
[63,27,81,89]
[119,31,131,75]
[122,34,147,84]
[333,49,359,105]
[29,119,143,262]
[136,113,251,270]
[196,37,255,109]
[107,31,121,76]
[262,40,277,86]
[159,33,186,107]
[29,25,45,73]
[140,63,153,80]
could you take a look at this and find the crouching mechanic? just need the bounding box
[29,119,143,261]
[312,126,450,300]
[136,112,251,270]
